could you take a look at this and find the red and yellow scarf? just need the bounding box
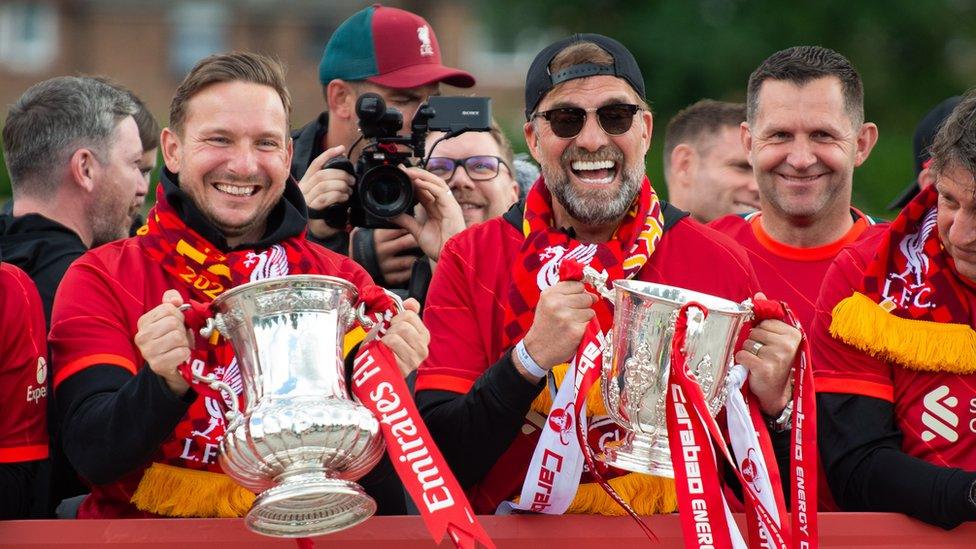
[830,184,976,373]
[503,177,664,347]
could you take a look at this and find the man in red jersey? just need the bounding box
[415,34,800,515]
[48,52,430,519]
[0,259,48,518]
[710,45,888,510]
[711,46,886,336]
[812,90,976,529]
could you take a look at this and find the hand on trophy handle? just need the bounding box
[734,292,800,416]
[376,298,429,377]
[517,281,596,381]
[135,289,192,397]
[172,301,240,422]
[581,265,616,302]
[356,286,405,335]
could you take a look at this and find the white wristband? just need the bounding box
[515,340,548,379]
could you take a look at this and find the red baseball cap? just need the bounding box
[318,4,475,89]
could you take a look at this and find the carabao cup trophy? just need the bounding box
[190,275,390,537]
[583,267,755,478]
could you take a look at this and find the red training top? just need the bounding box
[0,263,49,464]
[710,210,886,335]
[812,231,976,470]
[418,215,760,395]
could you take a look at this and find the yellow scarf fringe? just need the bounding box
[131,462,255,518]
[530,363,608,417]
[566,472,677,515]
[830,292,976,374]
[527,363,677,515]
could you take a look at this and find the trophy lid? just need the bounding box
[612,280,748,315]
[212,274,360,307]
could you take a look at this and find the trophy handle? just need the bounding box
[356,288,405,330]
[602,328,614,374]
[177,302,240,422]
[188,366,241,422]
[581,266,615,302]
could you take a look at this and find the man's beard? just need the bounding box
[89,201,130,247]
[541,145,644,226]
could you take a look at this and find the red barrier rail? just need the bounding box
[0,514,973,548]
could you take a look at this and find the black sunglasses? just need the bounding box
[425,155,509,181]
[533,103,640,139]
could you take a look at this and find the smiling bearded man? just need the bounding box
[415,33,801,517]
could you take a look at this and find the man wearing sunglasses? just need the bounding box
[416,33,800,516]
[291,4,474,293]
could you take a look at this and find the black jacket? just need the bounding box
[57,170,406,515]
[291,112,349,255]
[0,213,86,330]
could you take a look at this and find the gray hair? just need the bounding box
[2,76,137,197]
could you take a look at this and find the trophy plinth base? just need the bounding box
[600,433,674,478]
[245,472,376,538]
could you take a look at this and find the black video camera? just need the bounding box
[309,92,492,229]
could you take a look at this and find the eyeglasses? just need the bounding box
[425,155,510,181]
[533,103,641,139]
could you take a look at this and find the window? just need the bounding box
[0,2,58,74]
[169,2,228,77]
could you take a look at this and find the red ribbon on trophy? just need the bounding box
[350,287,495,549]
[559,260,658,540]
[667,300,818,549]
[179,288,493,549]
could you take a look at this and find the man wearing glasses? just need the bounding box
[424,122,520,228]
[416,34,799,515]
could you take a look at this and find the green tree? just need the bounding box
[478,0,975,216]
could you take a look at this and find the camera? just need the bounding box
[309,92,492,229]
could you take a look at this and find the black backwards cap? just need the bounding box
[888,96,963,210]
[524,33,646,121]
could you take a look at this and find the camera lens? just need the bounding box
[359,165,414,219]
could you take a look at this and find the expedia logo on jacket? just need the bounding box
[25,357,47,405]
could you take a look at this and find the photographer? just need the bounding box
[291,4,474,290]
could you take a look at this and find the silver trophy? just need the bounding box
[187,275,395,537]
[583,267,754,478]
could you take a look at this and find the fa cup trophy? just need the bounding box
[187,275,393,537]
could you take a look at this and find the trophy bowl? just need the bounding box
[207,275,386,537]
[597,279,753,478]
